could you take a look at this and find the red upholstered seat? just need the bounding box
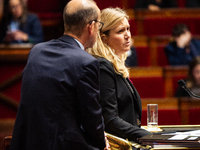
[129,19,137,36]
[177,0,186,8]
[135,47,151,66]
[157,46,169,66]
[0,105,17,118]
[141,110,181,126]
[37,13,62,20]
[0,64,23,119]
[143,18,200,36]
[130,77,165,98]
[95,0,122,10]
[189,109,200,125]
[27,0,63,13]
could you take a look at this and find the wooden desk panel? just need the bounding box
[141,98,178,110]
[0,44,32,62]
[129,67,163,78]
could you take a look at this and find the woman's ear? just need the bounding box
[101,34,107,44]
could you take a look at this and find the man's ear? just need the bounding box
[87,21,94,35]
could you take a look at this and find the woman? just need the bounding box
[176,56,200,97]
[0,0,43,44]
[87,7,151,142]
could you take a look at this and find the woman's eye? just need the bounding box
[118,29,124,33]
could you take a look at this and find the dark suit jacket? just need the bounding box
[97,57,151,142]
[0,13,43,44]
[165,39,200,66]
[10,35,105,150]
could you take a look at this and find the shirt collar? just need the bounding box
[74,38,84,50]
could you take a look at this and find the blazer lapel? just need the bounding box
[122,77,142,117]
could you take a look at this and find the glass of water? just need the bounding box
[147,104,158,131]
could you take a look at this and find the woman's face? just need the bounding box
[106,18,131,56]
[192,64,200,85]
[9,0,23,19]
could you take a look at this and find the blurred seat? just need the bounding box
[4,136,12,150]
[129,67,165,98]
[133,8,200,36]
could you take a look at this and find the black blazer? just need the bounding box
[10,35,105,150]
[97,57,151,142]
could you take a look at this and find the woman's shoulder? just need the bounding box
[97,57,114,71]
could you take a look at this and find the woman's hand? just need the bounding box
[12,30,28,41]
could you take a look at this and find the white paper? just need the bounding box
[168,134,188,140]
[187,137,198,140]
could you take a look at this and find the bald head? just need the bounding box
[66,0,97,14]
[63,0,100,37]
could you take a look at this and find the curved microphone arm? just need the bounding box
[178,79,200,99]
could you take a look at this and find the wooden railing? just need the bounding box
[0,44,32,62]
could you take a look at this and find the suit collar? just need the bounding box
[58,35,81,49]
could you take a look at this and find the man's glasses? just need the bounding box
[89,20,104,30]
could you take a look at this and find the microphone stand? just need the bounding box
[178,79,200,99]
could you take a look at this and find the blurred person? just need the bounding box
[125,38,138,67]
[134,0,177,11]
[165,23,200,66]
[0,0,43,44]
[176,56,200,97]
[87,7,151,144]
[10,0,109,150]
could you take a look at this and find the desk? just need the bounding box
[139,125,200,150]
[107,125,200,150]
[0,44,33,62]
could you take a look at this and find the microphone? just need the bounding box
[177,79,200,99]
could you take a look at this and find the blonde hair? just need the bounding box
[87,7,130,78]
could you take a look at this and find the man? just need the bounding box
[10,0,107,149]
[165,23,200,66]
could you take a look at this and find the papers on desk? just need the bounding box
[163,129,200,140]
[138,129,200,148]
